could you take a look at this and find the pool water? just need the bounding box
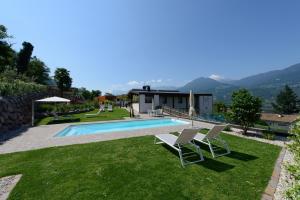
[55,118,189,137]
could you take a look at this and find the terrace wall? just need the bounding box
[0,92,46,135]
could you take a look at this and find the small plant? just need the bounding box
[285,120,300,199]
[262,130,275,140]
[223,126,231,132]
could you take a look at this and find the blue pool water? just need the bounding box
[55,118,189,137]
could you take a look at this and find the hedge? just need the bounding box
[0,80,46,96]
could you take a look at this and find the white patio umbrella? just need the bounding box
[189,90,196,127]
[152,97,155,111]
[32,96,70,126]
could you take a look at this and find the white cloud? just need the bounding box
[127,80,140,85]
[209,74,224,81]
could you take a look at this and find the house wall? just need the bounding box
[137,93,213,114]
[173,96,188,110]
[139,94,153,113]
[266,121,291,132]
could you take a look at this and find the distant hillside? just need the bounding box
[232,63,300,88]
[178,63,300,108]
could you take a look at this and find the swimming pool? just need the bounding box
[55,118,189,137]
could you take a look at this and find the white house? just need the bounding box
[261,113,299,132]
[128,86,213,115]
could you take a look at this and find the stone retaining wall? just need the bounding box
[0,93,46,134]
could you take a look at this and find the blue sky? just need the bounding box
[1,0,300,93]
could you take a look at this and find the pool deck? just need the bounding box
[0,117,214,154]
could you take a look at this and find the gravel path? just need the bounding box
[0,174,22,200]
[274,150,295,200]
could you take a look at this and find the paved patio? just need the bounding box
[0,117,214,154]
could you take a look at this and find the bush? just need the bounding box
[224,126,231,132]
[0,80,46,96]
[36,102,95,114]
[285,119,300,199]
[262,130,275,140]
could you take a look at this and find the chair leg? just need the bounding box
[191,141,204,161]
[207,140,216,158]
[178,149,185,167]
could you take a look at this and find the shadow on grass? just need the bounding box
[161,144,235,172]
[194,141,258,162]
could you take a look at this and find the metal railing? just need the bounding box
[162,106,190,119]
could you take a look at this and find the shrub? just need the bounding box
[262,130,275,140]
[0,80,46,96]
[224,126,231,132]
[285,119,300,199]
[36,102,95,114]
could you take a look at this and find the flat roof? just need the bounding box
[128,89,212,96]
[261,113,299,123]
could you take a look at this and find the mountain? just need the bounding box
[179,63,300,107]
[179,77,239,103]
[232,63,300,88]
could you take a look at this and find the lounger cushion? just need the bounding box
[155,134,177,146]
[194,133,206,141]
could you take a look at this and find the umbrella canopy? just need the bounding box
[36,96,70,103]
[32,96,70,126]
[189,90,196,117]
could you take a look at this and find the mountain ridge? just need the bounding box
[178,63,300,105]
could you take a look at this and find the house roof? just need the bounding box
[128,89,212,96]
[261,113,299,123]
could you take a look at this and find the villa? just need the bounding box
[128,86,213,114]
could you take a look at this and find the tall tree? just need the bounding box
[272,85,299,114]
[80,87,92,100]
[16,41,34,73]
[0,25,16,72]
[54,68,72,97]
[27,56,50,84]
[91,90,101,99]
[230,89,262,134]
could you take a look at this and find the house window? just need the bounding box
[145,95,152,103]
[178,96,183,104]
[163,97,167,104]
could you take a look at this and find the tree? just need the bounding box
[230,89,262,134]
[213,101,227,113]
[27,56,50,84]
[80,88,92,100]
[16,41,34,73]
[91,90,101,99]
[272,85,299,114]
[0,25,16,72]
[54,68,72,97]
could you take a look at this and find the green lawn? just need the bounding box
[36,108,129,125]
[0,133,281,200]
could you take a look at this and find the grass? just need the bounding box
[0,133,281,200]
[36,108,129,126]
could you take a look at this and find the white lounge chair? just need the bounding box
[85,107,102,117]
[154,129,204,167]
[100,104,105,112]
[193,125,230,158]
[153,109,164,117]
[107,105,113,112]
